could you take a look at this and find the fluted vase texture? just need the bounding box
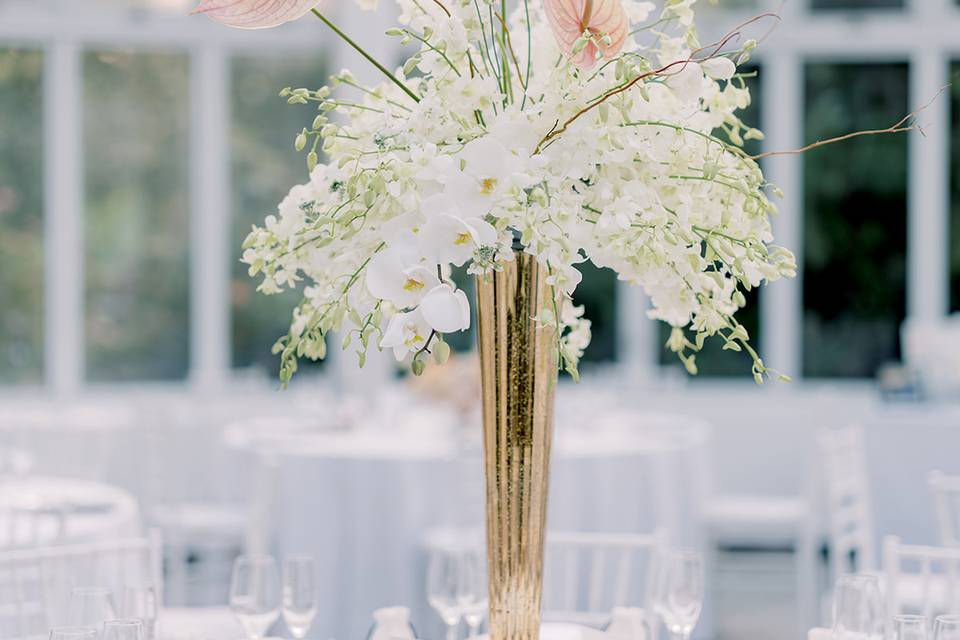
[475,249,559,640]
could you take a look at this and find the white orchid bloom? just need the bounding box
[420,284,471,333]
[380,309,433,360]
[447,136,522,218]
[419,195,498,266]
[365,250,440,309]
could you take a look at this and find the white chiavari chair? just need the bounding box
[542,529,667,632]
[0,531,161,640]
[817,425,876,586]
[883,535,960,621]
[0,508,65,550]
[929,471,960,548]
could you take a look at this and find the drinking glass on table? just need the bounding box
[230,555,281,639]
[49,627,98,640]
[428,548,463,640]
[831,574,884,639]
[457,547,487,639]
[102,619,144,640]
[120,587,158,640]
[283,555,318,639]
[893,615,929,640]
[68,587,117,628]
[651,549,704,640]
[934,615,960,640]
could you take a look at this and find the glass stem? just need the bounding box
[446,623,458,640]
[309,9,421,104]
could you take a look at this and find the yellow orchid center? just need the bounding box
[402,277,425,292]
[454,232,471,245]
[479,177,497,194]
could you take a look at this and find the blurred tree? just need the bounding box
[84,51,190,381]
[230,52,328,376]
[0,49,44,384]
[803,63,908,378]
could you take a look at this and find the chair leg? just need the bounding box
[796,533,816,634]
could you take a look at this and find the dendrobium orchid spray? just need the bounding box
[193,0,913,384]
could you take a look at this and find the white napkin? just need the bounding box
[605,607,650,640]
[807,628,832,640]
[370,606,416,640]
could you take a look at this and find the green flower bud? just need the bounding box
[295,132,308,151]
[307,151,318,171]
[411,358,426,376]
[433,340,451,364]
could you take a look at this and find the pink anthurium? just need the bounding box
[190,0,322,29]
[543,0,628,69]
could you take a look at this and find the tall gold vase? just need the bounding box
[475,250,558,640]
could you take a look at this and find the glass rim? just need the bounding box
[235,553,278,564]
[836,573,880,584]
[103,619,144,628]
[71,586,112,595]
[893,614,928,622]
[49,627,98,637]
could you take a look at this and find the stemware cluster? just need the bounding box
[50,585,158,640]
[426,545,488,640]
[229,554,319,640]
[832,574,960,640]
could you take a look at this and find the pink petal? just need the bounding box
[191,0,322,29]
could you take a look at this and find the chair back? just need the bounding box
[543,529,667,629]
[883,535,960,620]
[929,471,960,547]
[817,425,875,583]
[0,531,161,640]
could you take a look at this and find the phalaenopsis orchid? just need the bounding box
[194,0,919,384]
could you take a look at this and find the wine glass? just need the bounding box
[229,555,281,639]
[68,587,117,628]
[893,615,929,640]
[831,574,884,639]
[120,587,158,640]
[283,555,318,639]
[427,548,462,640]
[457,547,487,639]
[49,627,98,640]
[652,550,704,640]
[102,619,144,640]
[934,615,960,640]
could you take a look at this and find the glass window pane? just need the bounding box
[0,49,44,384]
[951,62,960,311]
[657,65,763,377]
[231,53,328,375]
[811,0,903,9]
[84,51,190,381]
[575,262,617,364]
[803,63,908,378]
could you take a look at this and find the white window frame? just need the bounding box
[1,0,957,390]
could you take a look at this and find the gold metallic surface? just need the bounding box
[476,251,558,640]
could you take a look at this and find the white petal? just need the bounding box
[366,251,404,301]
[701,57,736,81]
[465,218,498,246]
[421,285,471,333]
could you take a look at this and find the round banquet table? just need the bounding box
[0,476,140,548]
[261,411,710,640]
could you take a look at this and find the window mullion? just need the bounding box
[44,40,84,392]
[759,53,804,380]
[189,45,231,388]
[907,50,950,320]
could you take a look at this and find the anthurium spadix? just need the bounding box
[190,0,321,29]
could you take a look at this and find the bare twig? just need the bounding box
[532,12,780,154]
[749,85,949,160]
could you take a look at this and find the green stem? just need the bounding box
[311,9,420,103]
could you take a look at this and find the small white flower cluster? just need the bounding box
[242,0,796,384]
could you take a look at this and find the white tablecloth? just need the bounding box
[0,476,140,547]
[263,411,709,640]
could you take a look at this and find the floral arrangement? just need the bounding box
[196,0,803,384]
